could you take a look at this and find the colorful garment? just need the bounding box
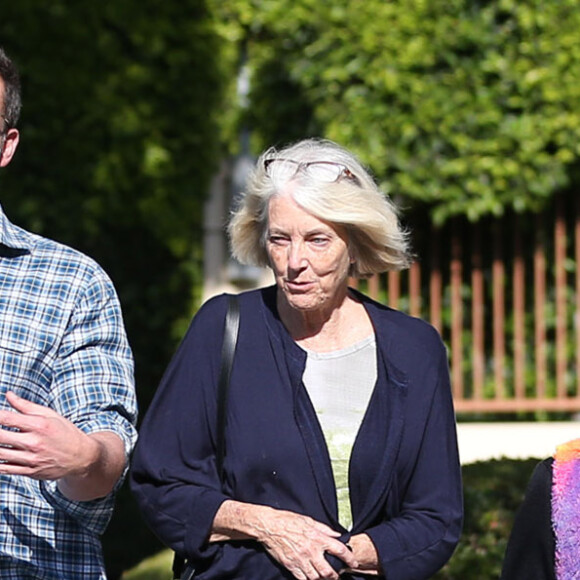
[552,439,580,580]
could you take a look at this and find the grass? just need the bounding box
[122,549,174,580]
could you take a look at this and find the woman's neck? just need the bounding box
[277,289,373,352]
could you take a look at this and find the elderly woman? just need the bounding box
[130,138,463,580]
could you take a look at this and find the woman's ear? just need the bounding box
[0,128,20,167]
[348,242,357,265]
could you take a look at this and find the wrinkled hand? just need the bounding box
[340,533,381,576]
[255,508,358,580]
[0,391,97,481]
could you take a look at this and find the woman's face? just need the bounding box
[266,192,352,313]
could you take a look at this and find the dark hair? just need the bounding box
[0,47,22,130]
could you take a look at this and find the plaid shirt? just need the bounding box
[0,205,137,579]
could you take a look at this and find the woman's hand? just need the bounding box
[256,508,357,580]
[340,533,381,576]
[210,500,358,580]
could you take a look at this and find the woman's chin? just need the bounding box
[283,293,322,313]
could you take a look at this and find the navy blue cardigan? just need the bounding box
[130,286,462,579]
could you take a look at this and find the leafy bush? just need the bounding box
[223,0,580,224]
[434,457,540,579]
[0,0,228,417]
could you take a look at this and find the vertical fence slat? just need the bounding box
[451,221,464,401]
[372,195,580,413]
[513,214,526,401]
[409,261,421,318]
[471,223,485,402]
[493,222,505,399]
[535,215,547,400]
[388,270,400,309]
[555,196,568,400]
[368,273,380,301]
[430,226,442,333]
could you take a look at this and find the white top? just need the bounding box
[302,335,377,529]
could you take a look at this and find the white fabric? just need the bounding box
[303,335,377,529]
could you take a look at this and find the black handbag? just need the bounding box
[172,295,241,580]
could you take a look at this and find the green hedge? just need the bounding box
[434,457,540,579]
[220,0,580,224]
[114,457,542,580]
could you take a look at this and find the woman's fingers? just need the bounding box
[256,509,354,579]
[213,503,355,579]
[309,519,341,537]
[325,540,359,571]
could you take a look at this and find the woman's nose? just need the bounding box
[287,243,307,270]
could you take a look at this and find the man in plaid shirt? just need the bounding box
[0,47,137,578]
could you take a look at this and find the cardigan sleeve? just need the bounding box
[129,295,230,560]
[364,344,463,580]
[499,458,555,580]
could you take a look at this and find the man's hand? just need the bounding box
[0,391,125,500]
[0,391,96,480]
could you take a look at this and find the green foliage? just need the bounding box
[1,2,571,577]
[0,2,228,576]
[0,0,226,402]
[434,457,540,579]
[121,549,173,580]
[220,0,580,224]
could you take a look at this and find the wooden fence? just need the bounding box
[354,192,580,414]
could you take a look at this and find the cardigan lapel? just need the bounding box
[259,286,409,530]
[350,347,408,531]
[291,359,340,525]
[261,287,340,525]
[280,323,341,525]
[348,293,409,531]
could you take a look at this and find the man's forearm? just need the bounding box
[57,431,126,501]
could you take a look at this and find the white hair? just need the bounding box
[228,138,412,278]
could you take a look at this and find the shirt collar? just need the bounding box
[0,204,33,256]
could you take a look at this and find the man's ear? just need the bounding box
[0,128,20,167]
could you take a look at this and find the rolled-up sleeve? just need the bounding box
[41,270,137,534]
[51,271,137,456]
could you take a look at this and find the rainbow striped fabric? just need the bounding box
[553,438,580,580]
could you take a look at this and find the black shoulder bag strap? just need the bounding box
[172,295,241,580]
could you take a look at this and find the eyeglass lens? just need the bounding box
[303,162,344,182]
[265,159,301,181]
[265,159,347,183]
